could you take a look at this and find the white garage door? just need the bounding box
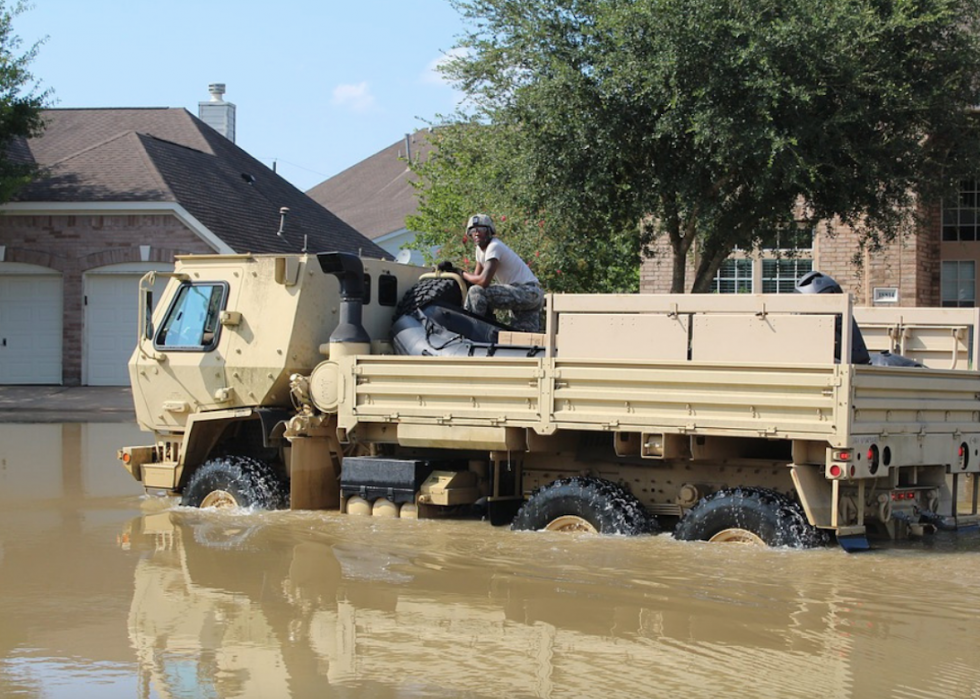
[0,269,63,385]
[84,265,172,386]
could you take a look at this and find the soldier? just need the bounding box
[459,213,543,332]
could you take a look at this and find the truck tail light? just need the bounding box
[959,443,970,470]
[868,445,880,475]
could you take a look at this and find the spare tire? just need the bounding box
[395,277,463,318]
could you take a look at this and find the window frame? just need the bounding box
[378,273,398,307]
[761,258,813,294]
[941,260,976,308]
[712,258,754,294]
[942,179,980,243]
[153,281,229,352]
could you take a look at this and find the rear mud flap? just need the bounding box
[488,496,524,526]
[954,515,979,532]
[837,533,871,553]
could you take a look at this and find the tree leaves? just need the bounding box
[415,0,980,292]
[0,1,48,203]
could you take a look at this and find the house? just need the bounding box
[307,131,431,263]
[0,89,389,387]
[638,169,978,307]
[638,206,948,307]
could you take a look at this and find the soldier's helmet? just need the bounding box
[795,270,843,295]
[466,213,495,235]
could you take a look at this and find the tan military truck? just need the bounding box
[119,251,980,551]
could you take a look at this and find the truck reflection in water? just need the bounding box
[120,510,980,699]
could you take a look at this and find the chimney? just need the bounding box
[198,83,236,143]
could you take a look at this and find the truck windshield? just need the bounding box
[154,282,227,351]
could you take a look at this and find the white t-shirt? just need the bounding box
[476,238,539,286]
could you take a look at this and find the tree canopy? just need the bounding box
[410,0,980,292]
[407,121,641,293]
[0,1,46,203]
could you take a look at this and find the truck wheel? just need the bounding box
[673,487,826,548]
[511,476,657,535]
[395,278,463,317]
[180,456,289,510]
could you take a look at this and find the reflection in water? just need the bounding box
[1,422,980,698]
[0,422,151,699]
[121,509,980,699]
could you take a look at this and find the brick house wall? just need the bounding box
[639,239,676,294]
[640,210,942,307]
[0,213,215,385]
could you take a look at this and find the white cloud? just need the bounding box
[421,47,469,86]
[332,82,375,112]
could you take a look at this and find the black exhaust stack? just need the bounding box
[317,252,371,346]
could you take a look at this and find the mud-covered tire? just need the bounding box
[395,277,463,318]
[180,455,289,510]
[511,476,657,535]
[673,487,827,548]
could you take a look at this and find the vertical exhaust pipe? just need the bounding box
[317,252,371,358]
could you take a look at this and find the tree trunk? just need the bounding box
[690,245,731,293]
[668,216,696,293]
[670,243,687,293]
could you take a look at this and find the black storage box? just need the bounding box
[340,457,439,505]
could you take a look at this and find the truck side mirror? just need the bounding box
[144,289,154,340]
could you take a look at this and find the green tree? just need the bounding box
[0,0,46,202]
[407,120,640,293]
[430,0,980,292]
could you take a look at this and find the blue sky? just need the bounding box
[14,0,468,191]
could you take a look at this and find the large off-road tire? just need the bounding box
[180,455,289,510]
[673,487,826,548]
[395,277,463,318]
[511,476,657,535]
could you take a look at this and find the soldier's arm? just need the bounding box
[464,258,498,288]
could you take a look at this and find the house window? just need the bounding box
[943,180,980,242]
[762,259,813,293]
[758,227,815,251]
[155,282,228,351]
[941,261,976,307]
[713,259,753,293]
[714,225,814,294]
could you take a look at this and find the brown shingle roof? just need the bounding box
[306,131,431,240]
[14,108,390,258]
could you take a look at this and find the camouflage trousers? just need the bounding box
[465,282,544,332]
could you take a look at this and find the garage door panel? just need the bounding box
[0,275,63,384]
[85,272,169,386]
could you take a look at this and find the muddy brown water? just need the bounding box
[1,423,979,698]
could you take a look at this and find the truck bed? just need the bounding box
[341,355,980,449]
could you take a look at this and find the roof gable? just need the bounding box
[307,131,431,240]
[18,130,172,202]
[12,108,389,258]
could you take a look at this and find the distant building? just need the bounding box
[639,207,949,307]
[308,131,431,264]
[0,89,388,386]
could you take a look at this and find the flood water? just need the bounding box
[1,422,980,698]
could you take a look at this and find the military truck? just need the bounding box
[118,251,980,551]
